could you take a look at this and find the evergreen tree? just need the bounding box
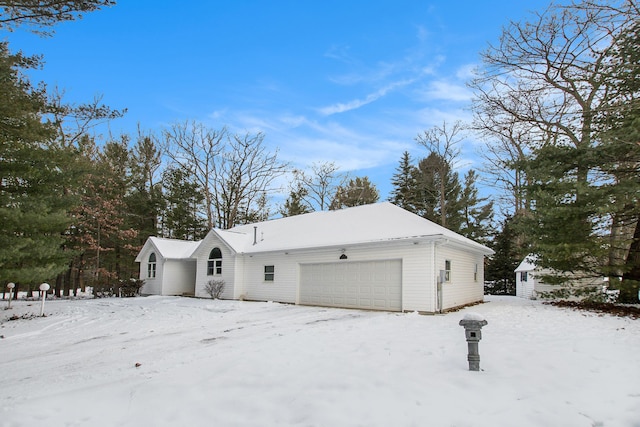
[280,184,310,217]
[485,217,521,295]
[68,138,138,289]
[459,170,494,244]
[0,0,115,35]
[389,151,419,212]
[330,176,379,210]
[595,19,640,302]
[128,133,163,245]
[161,166,208,240]
[0,42,76,285]
[415,152,463,231]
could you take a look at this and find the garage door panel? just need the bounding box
[300,260,401,312]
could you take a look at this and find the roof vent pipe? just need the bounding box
[253,226,257,245]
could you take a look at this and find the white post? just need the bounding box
[39,283,50,317]
[6,282,15,309]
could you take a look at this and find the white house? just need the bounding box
[136,202,494,313]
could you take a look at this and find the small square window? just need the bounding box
[264,265,274,282]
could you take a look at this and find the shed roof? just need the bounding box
[214,202,493,255]
[515,254,538,272]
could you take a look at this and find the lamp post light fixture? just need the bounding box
[39,283,50,317]
[459,313,488,371]
[6,282,15,309]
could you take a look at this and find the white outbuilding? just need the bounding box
[515,255,542,299]
[136,202,494,313]
[515,254,609,300]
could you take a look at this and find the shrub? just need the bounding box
[204,279,225,299]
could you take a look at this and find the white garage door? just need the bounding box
[299,260,402,311]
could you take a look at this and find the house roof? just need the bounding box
[213,202,493,255]
[134,236,201,261]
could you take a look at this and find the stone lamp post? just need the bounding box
[459,313,488,371]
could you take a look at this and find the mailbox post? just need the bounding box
[39,283,50,317]
[459,313,488,371]
[6,282,15,309]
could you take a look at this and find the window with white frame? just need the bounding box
[444,260,451,282]
[474,263,478,282]
[208,248,222,276]
[148,253,157,278]
[264,265,274,282]
[520,271,528,282]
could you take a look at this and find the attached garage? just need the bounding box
[299,260,402,311]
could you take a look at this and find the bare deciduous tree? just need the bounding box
[292,161,348,212]
[163,122,287,229]
[212,131,287,229]
[415,120,465,227]
[162,121,225,229]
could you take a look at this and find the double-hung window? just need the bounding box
[444,260,451,282]
[264,265,275,282]
[208,248,222,276]
[148,253,157,278]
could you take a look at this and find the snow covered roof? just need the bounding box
[515,254,538,272]
[213,202,493,255]
[134,236,201,261]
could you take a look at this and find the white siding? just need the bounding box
[516,270,536,299]
[162,260,197,295]
[438,245,485,311]
[139,249,163,296]
[237,242,435,312]
[193,237,236,299]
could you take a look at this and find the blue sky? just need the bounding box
[5,1,551,201]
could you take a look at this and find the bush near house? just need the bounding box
[204,279,225,299]
[93,279,144,298]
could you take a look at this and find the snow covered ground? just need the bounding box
[1,295,638,427]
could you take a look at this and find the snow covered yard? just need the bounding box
[1,296,638,427]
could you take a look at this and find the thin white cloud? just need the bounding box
[318,77,418,116]
[456,63,478,80]
[421,80,474,102]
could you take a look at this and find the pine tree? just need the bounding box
[128,133,163,246]
[596,19,640,302]
[389,151,418,212]
[459,170,494,245]
[485,217,521,295]
[415,152,463,231]
[161,166,208,240]
[330,176,379,210]
[280,184,310,217]
[0,42,76,285]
